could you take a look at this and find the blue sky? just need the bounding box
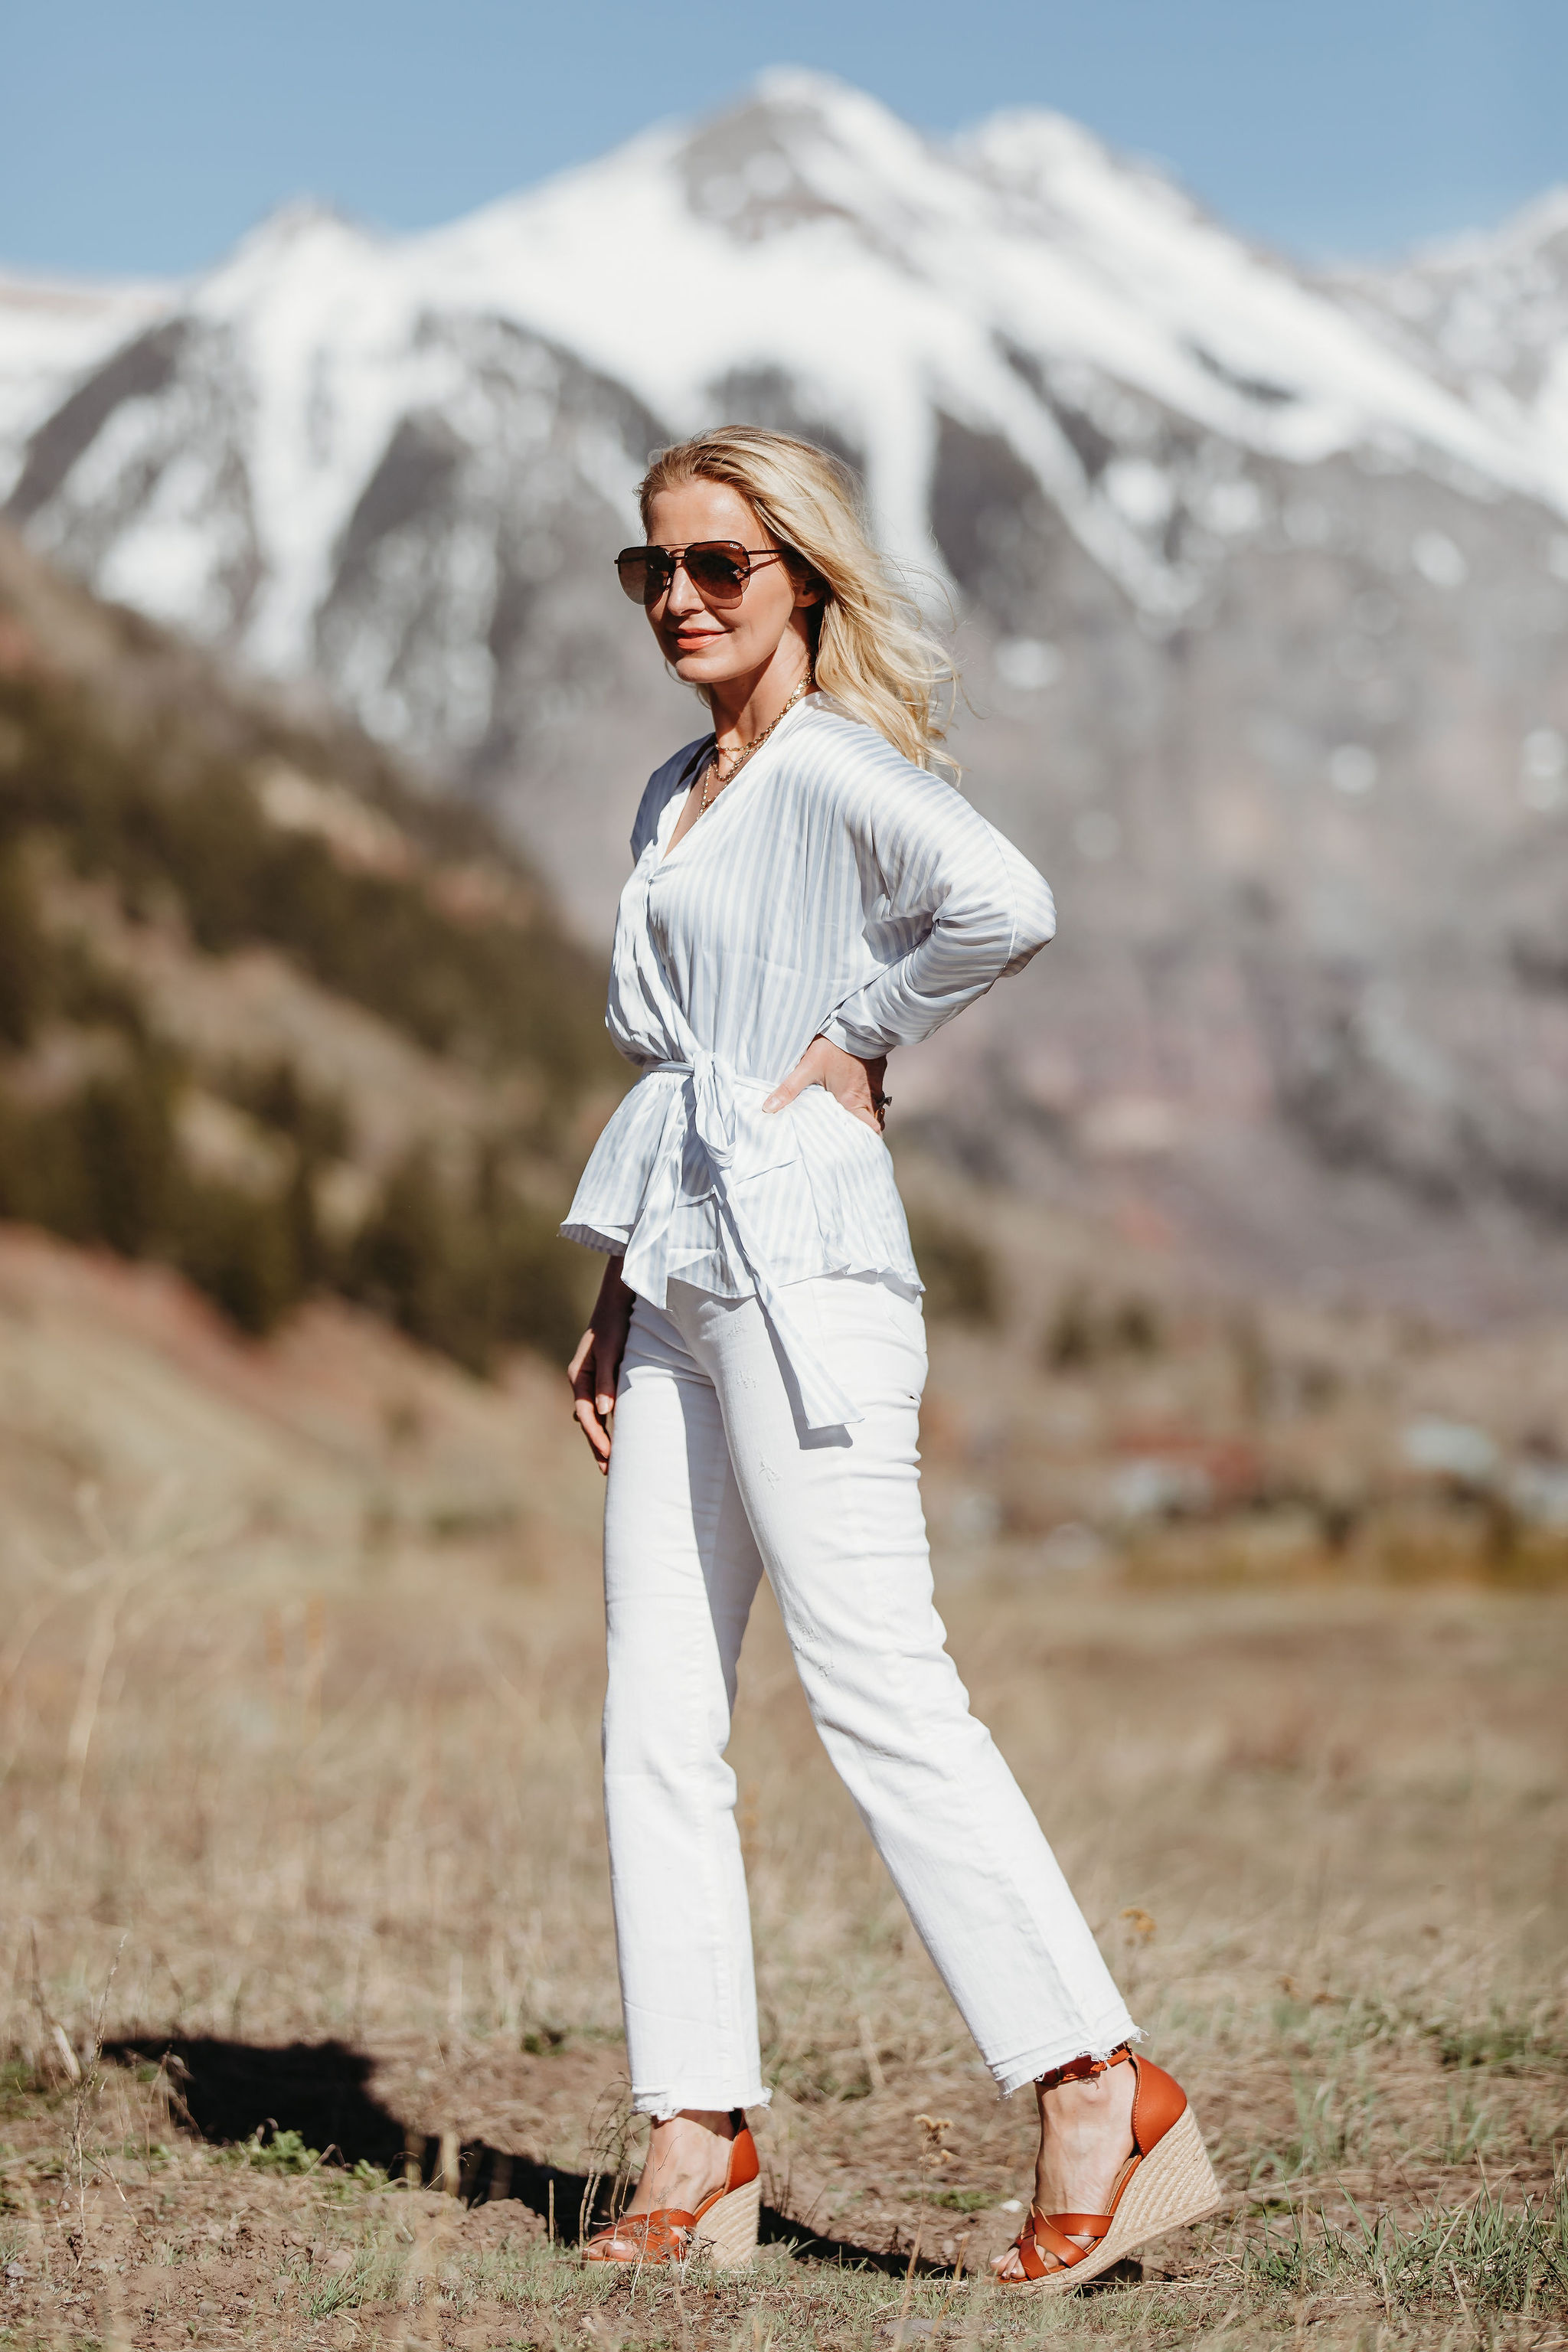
[6,0,1566,279]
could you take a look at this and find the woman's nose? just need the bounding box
[662,562,703,616]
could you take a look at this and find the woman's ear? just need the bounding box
[793,571,825,609]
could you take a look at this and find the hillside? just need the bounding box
[0,523,624,1366]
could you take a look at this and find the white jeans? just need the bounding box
[602,1269,1136,2118]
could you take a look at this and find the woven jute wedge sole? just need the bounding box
[1027,2106,1222,2297]
[691,2174,760,2269]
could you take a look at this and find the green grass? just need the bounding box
[314,2207,1568,2343]
[1432,2006,1566,2073]
[296,2239,408,2318]
[1237,2177,1568,2315]
[223,2125,390,2193]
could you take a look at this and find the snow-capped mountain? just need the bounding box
[1327,185,1568,425]
[5,73,1568,1310]
[0,268,168,458]
[7,76,1566,668]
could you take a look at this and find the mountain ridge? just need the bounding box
[3,76,1568,1315]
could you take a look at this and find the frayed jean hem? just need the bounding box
[991,2021,1143,2100]
[632,2086,774,2122]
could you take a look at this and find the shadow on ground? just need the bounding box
[105,2037,950,2275]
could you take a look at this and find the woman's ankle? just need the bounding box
[1037,2071,1129,2124]
[629,2110,738,2213]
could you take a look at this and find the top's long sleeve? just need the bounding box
[818,773,1057,1060]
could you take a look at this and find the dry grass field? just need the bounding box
[1,1219,1565,2351]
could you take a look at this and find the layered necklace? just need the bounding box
[698,671,814,814]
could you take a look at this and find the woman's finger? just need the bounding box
[573,1396,612,1469]
[763,1048,818,1114]
[567,1322,615,1468]
[822,1055,879,1128]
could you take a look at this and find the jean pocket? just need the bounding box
[871,1276,926,1351]
[822,1089,887,1146]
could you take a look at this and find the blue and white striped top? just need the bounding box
[560,693,1057,1428]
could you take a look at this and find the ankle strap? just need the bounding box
[1034,2043,1132,2093]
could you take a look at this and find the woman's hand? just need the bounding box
[567,1256,635,1475]
[763,1036,889,1132]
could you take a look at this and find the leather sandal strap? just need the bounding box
[586,2207,697,2260]
[1010,2221,1049,2282]
[1045,2211,1112,2239]
[1034,2043,1132,2093]
[705,2123,760,2208]
[1028,2212,1097,2269]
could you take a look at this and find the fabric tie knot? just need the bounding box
[687,1047,739,1173]
[627,1054,861,1432]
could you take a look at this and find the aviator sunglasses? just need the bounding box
[615,540,791,609]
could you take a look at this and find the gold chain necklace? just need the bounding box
[699,673,813,813]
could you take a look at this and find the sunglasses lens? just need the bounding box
[685,544,748,602]
[616,549,671,606]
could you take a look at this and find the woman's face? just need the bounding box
[644,479,817,690]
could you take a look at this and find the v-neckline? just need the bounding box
[654,696,814,870]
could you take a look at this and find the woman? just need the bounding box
[561,428,1220,2291]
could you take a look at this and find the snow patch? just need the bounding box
[995,636,1062,691]
[1328,745,1379,796]
[1520,727,1566,812]
[1411,530,1468,589]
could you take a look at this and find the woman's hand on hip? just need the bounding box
[567,1256,635,1475]
[764,1035,888,1132]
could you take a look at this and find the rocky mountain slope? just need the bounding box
[1327,185,1568,426]
[3,74,1567,1312]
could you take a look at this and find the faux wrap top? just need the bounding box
[560,694,1057,1428]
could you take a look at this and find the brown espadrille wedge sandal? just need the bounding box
[581,2112,760,2270]
[1001,2048,1221,2295]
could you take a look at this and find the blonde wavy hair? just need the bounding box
[639,426,958,776]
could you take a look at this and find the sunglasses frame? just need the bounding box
[614,541,791,609]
